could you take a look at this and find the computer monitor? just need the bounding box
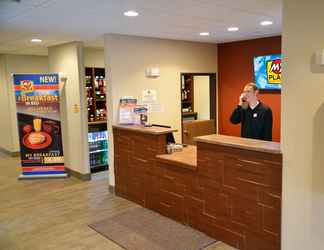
[151,124,175,144]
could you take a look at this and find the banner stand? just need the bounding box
[13,73,67,180]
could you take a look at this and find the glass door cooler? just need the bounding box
[88,122,108,173]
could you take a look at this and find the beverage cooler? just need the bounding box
[88,122,108,173]
[85,67,108,173]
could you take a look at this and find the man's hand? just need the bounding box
[239,93,245,106]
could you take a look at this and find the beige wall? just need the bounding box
[0,55,12,151]
[48,42,89,175]
[104,34,217,185]
[84,48,104,68]
[282,0,324,249]
[0,54,48,152]
[193,75,210,120]
[0,47,103,161]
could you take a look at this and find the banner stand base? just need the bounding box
[18,173,68,180]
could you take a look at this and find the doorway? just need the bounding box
[180,73,217,145]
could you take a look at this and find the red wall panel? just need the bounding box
[218,36,281,142]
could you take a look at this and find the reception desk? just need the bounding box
[112,125,177,209]
[113,125,282,250]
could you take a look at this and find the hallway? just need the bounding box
[0,151,233,250]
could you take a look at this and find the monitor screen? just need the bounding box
[254,54,282,90]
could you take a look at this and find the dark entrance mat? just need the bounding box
[89,207,217,250]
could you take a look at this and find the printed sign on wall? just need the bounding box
[254,54,282,90]
[118,97,137,124]
[13,73,67,179]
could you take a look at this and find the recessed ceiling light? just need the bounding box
[124,10,139,17]
[260,20,273,26]
[31,38,42,43]
[227,27,239,32]
[199,32,210,36]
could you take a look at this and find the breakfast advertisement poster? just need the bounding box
[13,73,67,179]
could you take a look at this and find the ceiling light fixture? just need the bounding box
[124,10,139,17]
[260,20,273,26]
[227,27,239,32]
[199,32,210,36]
[31,38,42,43]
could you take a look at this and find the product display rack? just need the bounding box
[85,67,107,122]
[88,123,108,173]
[181,74,197,120]
[85,67,108,173]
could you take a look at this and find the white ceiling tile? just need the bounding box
[0,0,282,55]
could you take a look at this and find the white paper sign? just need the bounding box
[142,89,157,104]
[118,98,137,124]
[148,103,164,113]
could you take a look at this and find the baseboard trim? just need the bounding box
[65,168,91,181]
[109,185,115,194]
[0,147,20,157]
[18,173,68,180]
[11,151,20,157]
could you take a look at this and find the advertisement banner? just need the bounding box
[13,73,67,179]
[254,54,282,90]
[118,97,137,124]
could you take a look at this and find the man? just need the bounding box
[230,83,273,141]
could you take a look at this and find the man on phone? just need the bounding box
[230,83,273,141]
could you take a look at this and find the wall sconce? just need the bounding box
[315,49,324,65]
[145,67,160,78]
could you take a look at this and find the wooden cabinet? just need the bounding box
[181,74,194,114]
[183,119,215,145]
[85,67,106,122]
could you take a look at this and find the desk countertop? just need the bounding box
[156,145,197,170]
[113,124,177,135]
[195,134,281,154]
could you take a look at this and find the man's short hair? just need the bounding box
[245,82,258,91]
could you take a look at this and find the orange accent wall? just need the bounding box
[218,36,281,142]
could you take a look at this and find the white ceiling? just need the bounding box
[0,0,282,56]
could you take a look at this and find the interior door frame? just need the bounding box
[180,72,217,144]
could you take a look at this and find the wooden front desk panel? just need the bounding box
[113,128,282,250]
[193,142,282,250]
[113,127,170,209]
